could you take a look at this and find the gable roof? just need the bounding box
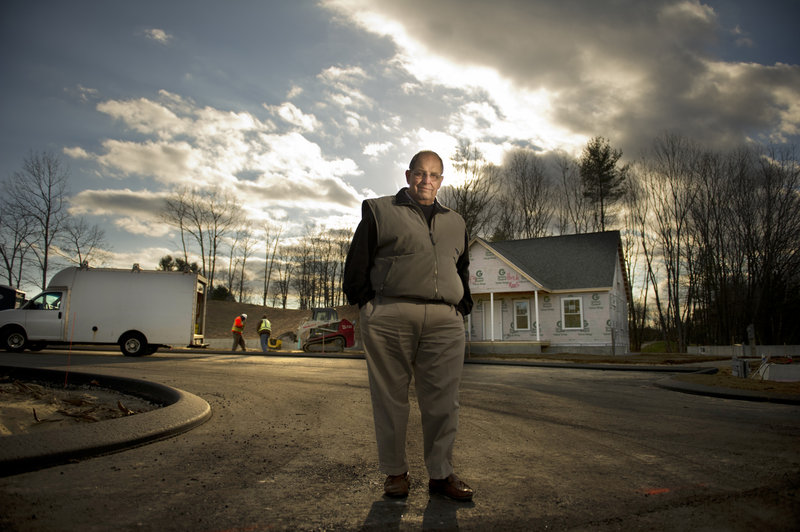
[476,231,624,291]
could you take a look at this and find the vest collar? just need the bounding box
[395,187,450,213]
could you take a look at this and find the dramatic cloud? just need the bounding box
[322,0,800,157]
[69,189,171,237]
[69,188,167,217]
[4,0,796,286]
[69,92,363,222]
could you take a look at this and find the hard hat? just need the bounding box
[241,313,248,319]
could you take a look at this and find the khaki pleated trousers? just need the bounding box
[360,296,466,479]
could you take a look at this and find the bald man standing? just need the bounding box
[343,150,474,501]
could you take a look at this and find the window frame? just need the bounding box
[561,296,584,330]
[513,299,530,331]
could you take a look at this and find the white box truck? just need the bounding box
[0,266,207,356]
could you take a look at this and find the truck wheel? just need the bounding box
[120,332,148,357]
[2,327,27,352]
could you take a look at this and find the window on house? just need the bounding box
[514,299,530,330]
[562,297,583,329]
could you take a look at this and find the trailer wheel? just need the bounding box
[120,332,148,357]
[2,327,27,352]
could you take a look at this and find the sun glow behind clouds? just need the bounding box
[323,0,589,160]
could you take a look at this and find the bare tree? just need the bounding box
[438,140,499,239]
[56,217,111,267]
[222,227,257,303]
[273,245,295,309]
[261,223,283,306]
[685,149,743,345]
[636,133,700,352]
[224,231,240,296]
[162,188,191,264]
[281,226,353,309]
[5,151,70,289]
[330,228,352,307]
[310,231,335,307]
[202,189,241,290]
[307,227,352,308]
[288,235,313,310]
[161,187,242,290]
[622,173,651,351]
[236,229,255,303]
[494,148,554,240]
[0,194,34,287]
[624,139,800,349]
[741,146,800,344]
[553,150,594,235]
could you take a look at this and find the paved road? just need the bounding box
[1,350,799,531]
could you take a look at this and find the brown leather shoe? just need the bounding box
[428,473,474,501]
[384,472,410,498]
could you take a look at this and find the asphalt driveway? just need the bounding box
[1,350,798,531]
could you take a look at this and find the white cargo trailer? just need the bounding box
[0,266,207,356]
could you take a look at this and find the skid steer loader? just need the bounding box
[297,307,355,352]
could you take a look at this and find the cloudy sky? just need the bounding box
[2,0,799,285]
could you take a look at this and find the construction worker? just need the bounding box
[231,313,247,351]
[257,314,272,352]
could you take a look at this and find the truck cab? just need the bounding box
[0,289,66,350]
[19,290,67,341]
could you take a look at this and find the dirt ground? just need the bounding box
[0,378,157,436]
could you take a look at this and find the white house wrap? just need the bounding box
[467,231,630,356]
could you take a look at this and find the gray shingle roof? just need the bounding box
[484,231,622,291]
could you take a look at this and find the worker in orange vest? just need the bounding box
[231,313,247,351]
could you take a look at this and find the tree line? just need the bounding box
[439,134,800,351]
[3,135,798,352]
[156,186,352,309]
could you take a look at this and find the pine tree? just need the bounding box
[579,136,628,231]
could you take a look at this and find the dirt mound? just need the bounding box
[204,300,359,341]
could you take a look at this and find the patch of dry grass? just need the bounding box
[674,365,800,396]
[473,352,730,365]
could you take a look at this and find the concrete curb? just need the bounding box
[0,365,212,477]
